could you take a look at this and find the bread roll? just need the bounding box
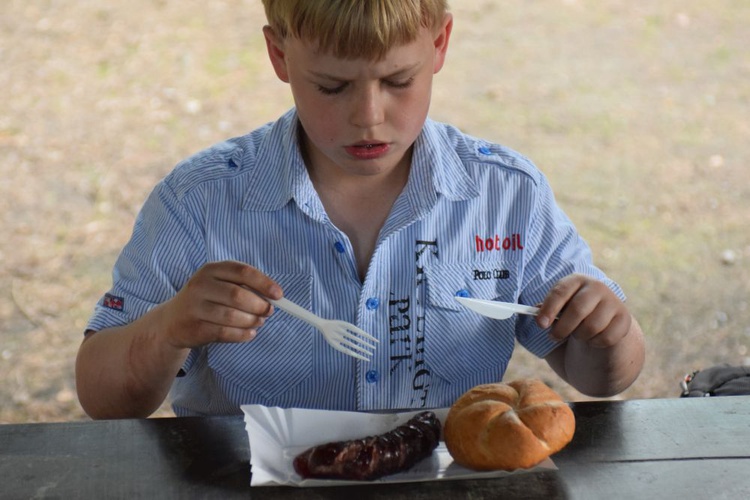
[444,379,575,471]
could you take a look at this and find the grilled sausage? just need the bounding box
[293,411,441,481]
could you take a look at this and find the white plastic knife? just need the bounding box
[455,296,540,320]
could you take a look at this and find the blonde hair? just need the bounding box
[261,0,449,59]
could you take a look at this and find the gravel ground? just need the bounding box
[1,0,749,423]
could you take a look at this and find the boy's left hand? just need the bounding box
[536,273,632,349]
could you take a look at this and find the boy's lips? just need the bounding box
[344,142,390,160]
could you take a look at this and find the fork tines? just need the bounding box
[338,326,379,361]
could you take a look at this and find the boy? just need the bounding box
[76,0,645,419]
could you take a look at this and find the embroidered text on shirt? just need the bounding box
[473,269,511,280]
[475,234,524,252]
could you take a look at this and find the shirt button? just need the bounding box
[478,146,492,155]
[365,297,380,310]
[456,289,470,298]
[333,241,346,253]
[365,370,380,384]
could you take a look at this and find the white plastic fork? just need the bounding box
[267,297,379,361]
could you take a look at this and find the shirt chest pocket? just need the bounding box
[206,273,314,401]
[423,260,522,383]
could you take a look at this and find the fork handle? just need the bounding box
[267,297,319,325]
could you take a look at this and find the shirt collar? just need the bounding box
[241,109,325,218]
[409,118,479,209]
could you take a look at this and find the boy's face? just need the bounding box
[264,16,452,181]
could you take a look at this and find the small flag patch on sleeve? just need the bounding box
[102,293,125,311]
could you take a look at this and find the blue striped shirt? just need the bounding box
[87,108,624,416]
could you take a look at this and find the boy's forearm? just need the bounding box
[545,316,646,398]
[75,305,189,419]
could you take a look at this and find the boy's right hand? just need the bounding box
[157,261,283,349]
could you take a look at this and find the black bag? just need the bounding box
[680,364,750,397]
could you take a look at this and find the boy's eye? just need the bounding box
[385,77,414,89]
[316,83,347,95]
[315,77,414,95]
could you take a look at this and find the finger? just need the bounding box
[583,311,632,348]
[188,268,275,320]
[538,274,586,329]
[209,261,283,300]
[200,298,270,330]
[210,324,259,343]
[547,292,600,342]
[221,282,275,318]
[568,304,612,344]
[548,309,583,342]
[181,319,259,345]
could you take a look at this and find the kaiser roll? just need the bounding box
[444,379,575,471]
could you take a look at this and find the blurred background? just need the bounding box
[1,0,748,423]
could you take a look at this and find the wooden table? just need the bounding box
[2,396,749,499]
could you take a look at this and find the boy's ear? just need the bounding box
[432,13,453,74]
[263,25,290,83]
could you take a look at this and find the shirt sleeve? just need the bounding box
[514,172,626,358]
[86,178,207,335]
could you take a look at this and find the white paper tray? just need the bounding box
[241,405,555,487]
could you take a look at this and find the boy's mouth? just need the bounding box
[345,142,390,160]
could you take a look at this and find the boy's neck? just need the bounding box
[301,137,412,282]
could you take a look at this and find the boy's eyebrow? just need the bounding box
[308,62,421,81]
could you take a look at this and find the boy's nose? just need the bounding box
[349,85,385,129]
